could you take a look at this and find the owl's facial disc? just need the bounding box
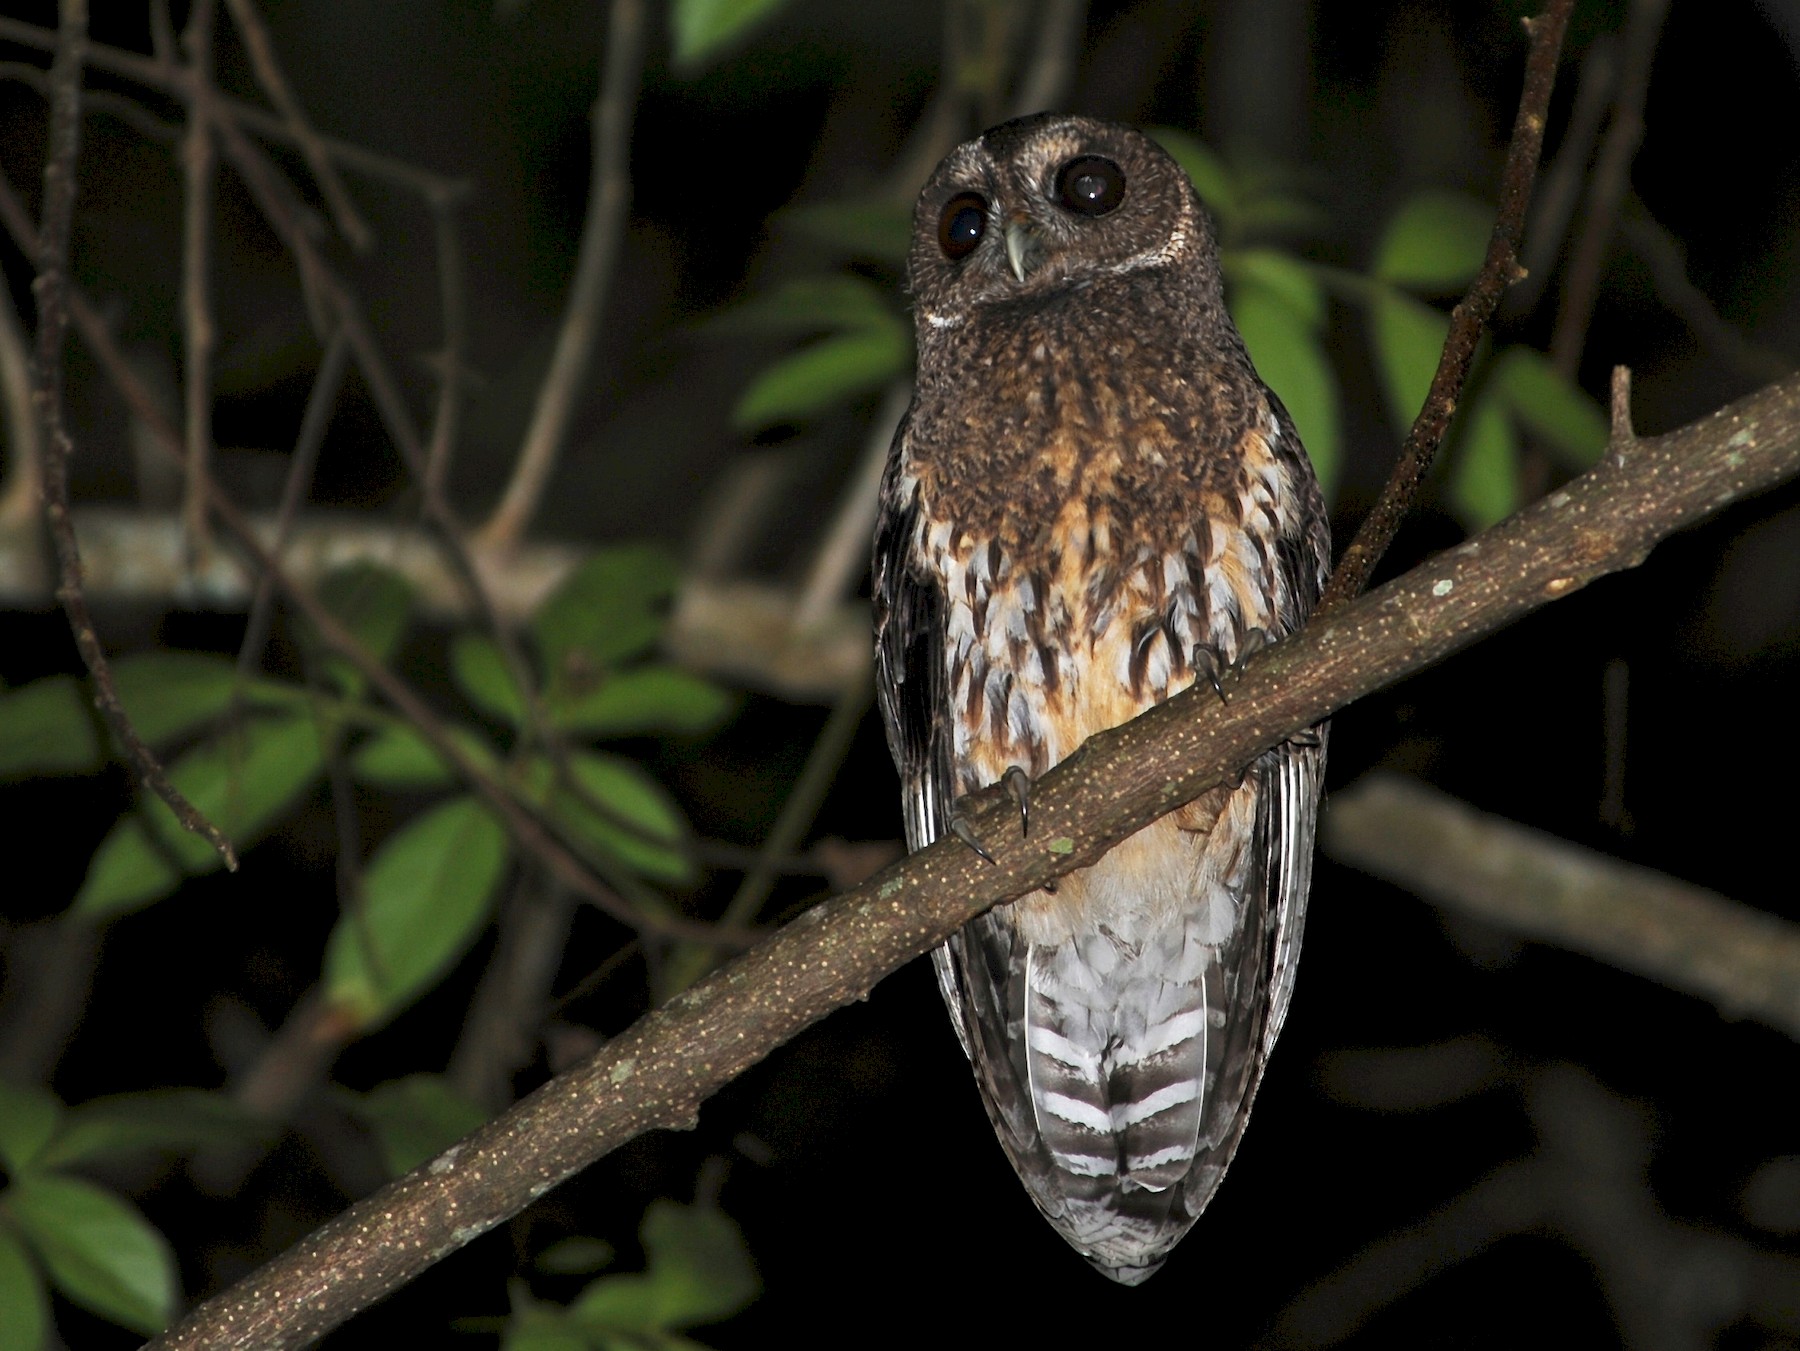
[910,115,1218,325]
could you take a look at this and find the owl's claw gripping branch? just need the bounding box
[1194,628,1272,706]
[1002,765,1032,838]
[1193,646,1227,701]
[948,806,998,865]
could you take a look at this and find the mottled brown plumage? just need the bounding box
[873,114,1329,1284]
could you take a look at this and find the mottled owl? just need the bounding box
[872,113,1330,1284]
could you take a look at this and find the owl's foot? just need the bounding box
[948,805,997,865]
[1193,627,1272,705]
[1002,765,1032,838]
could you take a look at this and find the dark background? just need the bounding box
[2,0,1798,1345]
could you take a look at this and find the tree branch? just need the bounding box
[1319,0,1573,612]
[145,370,1800,1350]
[1323,774,1800,1041]
[476,0,645,553]
[30,0,236,869]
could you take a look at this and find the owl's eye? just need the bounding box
[1055,156,1126,217]
[938,193,988,260]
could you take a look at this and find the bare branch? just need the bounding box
[1323,774,1800,1042]
[1007,0,1088,117]
[1319,0,1574,612]
[29,0,236,869]
[1548,0,1670,373]
[476,0,646,553]
[178,0,219,559]
[791,381,910,632]
[233,330,350,677]
[0,274,42,531]
[145,369,1800,1350]
[0,15,469,201]
[221,0,375,252]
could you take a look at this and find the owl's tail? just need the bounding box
[934,861,1273,1284]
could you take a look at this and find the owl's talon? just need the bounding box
[948,809,997,865]
[1196,629,1278,705]
[1193,647,1228,703]
[1002,765,1032,838]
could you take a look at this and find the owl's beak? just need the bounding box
[1005,220,1044,282]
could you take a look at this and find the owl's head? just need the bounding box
[907,113,1220,325]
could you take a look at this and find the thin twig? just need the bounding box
[1548,0,1670,375]
[221,0,374,252]
[0,273,43,529]
[1620,213,1796,385]
[191,79,558,765]
[1318,0,1574,613]
[1507,34,1615,319]
[178,0,219,560]
[791,381,910,631]
[422,192,468,496]
[0,59,185,144]
[659,667,874,997]
[28,0,236,869]
[233,328,350,679]
[0,15,470,201]
[145,369,1800,1351]
[447,874,578,1109]
[1006,0,1088,117]
[0,156,729,942]
[476,0,646,553]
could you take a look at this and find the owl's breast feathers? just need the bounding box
[875,272,1327,1284]
[900,286,1315,794]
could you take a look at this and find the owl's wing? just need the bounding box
[871,417,953,858]
[870,424,1040,1152]
[1258,397,1334,1060]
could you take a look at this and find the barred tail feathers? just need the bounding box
[933,804,1277,1284]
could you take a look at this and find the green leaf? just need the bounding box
[306,563,414,696]
[112,653,251,746]
[1449,394,1522,532]
[349,721,494,790]
[571,1202,757,1333]
[537,753,691,884]
[1373,190,1492,290]
[0,1227,49,1351]
[502,1307,590,1351]
[0,677,102,779]
[37,1089,265,1171]
[705,275,896,338]
[733,323,907,432]
[322,796,508,1030]
[671,0,789,69]
[534,547,681,679]
[1371,292,1451,435]
[1495,346,1607,469]
[0,1082,61,1172]
[451,634,528,727]
[5,1173,176,1335]
[550,668,733,739]
[75,714,326,917]
[1235,192,1328,239]
[344,1075,487,1177]
[780,199,914,263]
[1149,128,1238,231]
[536,1236,615,1276]
[1230,281,1341,501]
[1222,248,1325,326]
